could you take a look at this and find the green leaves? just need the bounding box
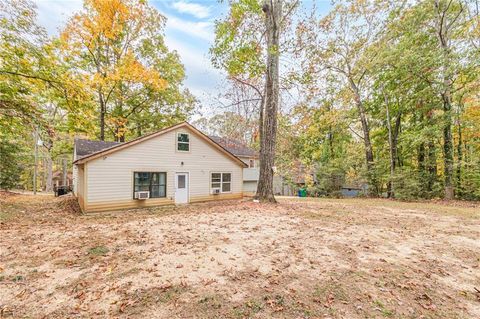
[60,0,194,141]
[210,0,267,79]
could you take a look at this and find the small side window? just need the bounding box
[249,159,255,168]
[177,133,189,151]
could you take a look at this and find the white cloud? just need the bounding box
[34,0,82,35]
[164,36,223,93]
[166,15,214,42]
[33,0,222,112]
[171,1,211,19]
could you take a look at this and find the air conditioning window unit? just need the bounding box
[135,191,150,200]
[211,188,221,195]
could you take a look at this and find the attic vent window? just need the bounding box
[177,133,189,151]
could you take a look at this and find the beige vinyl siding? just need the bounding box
[72,145,78,195]
[76,164,85,211]
[238,156,258,168]
[83,127,243,211]
[72,165,78,195]
[243,181,258,196]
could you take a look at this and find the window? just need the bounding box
[177,133,189,151]
[177,174,186,189]
[134,172,166,198]
[222,173,231,192]
[249,159,255,168]
[211,173,221,189]
[211,173,231,193]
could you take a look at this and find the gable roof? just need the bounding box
[208,136,258,158]
[75,139,122,159]
[73,122,248,168]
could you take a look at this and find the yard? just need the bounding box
[0,193,479,318]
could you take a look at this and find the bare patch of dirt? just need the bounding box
[0,195,479,318]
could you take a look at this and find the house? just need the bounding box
[341,184,368,197]
[72,122,247,213]
[208,136,259,196]
[204,138,313,197]
[52,171,73,188]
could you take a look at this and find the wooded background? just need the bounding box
[1,0,479,200]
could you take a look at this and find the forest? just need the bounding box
[1,0,479,201]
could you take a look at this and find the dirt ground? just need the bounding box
[1,192,479,318]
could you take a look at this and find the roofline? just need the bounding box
[237,154,259,159]
[73,122,248,168]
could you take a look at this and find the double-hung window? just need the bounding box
[134,172,166,198]
[177,133,189,151]
[211,173,231,193]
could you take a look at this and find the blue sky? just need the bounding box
[34,0,331,115]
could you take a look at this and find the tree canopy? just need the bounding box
[1,0,479,200]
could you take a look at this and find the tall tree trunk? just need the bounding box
[434,0,455,199]
[114,82,126,142]
[427,140,437,194]
[442,90,454,199]
[456,112,463,195]
[62,158,67,187]
[349,79,375,195]
[42,159,47,191]
[136,123,142,138]
[255,0,281,203]
[418,143,426,172]
[45,155,53,192]
[384,91,395,198]
[99,90,106,141]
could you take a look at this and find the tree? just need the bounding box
[255,0,282,202]
[0,0,47,125]
[296,1,392,195]
[211,0,299,202]
[0,127,23,190]
[61,0,194,141]
[432,0,465,199]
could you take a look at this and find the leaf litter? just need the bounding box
[0,194,479,318]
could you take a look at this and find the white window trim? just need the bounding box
[176,132,190,152]
[210,172,232,193]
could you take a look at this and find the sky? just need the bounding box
[33,0,331,116]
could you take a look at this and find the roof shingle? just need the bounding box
[208,136,258,158]
[75,139,122,159]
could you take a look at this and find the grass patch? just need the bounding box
[280,197,480,218]
[313,281,350,302]
[159,286,186,303]
[198,295,223,309]
[12,275,25,282]
[232,299,264,318]
[0,203,19,221]
[117,285,187,315]
[88,246,109,256]
[373,300,395,317]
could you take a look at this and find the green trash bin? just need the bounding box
[298,188,307,197]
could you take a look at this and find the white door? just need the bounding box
[175,173,189,204]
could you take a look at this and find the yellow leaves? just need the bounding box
[112,50,167,90]
[61,0,167,92]
[83,0,130,40]
[463,104,480,139]
[62,0,148,49]
[107,117,128,138]
[87,50,167,91]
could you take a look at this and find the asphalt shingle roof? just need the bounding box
[74,139,122,159]
[208,136,258,158]
[74,134,257,161]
